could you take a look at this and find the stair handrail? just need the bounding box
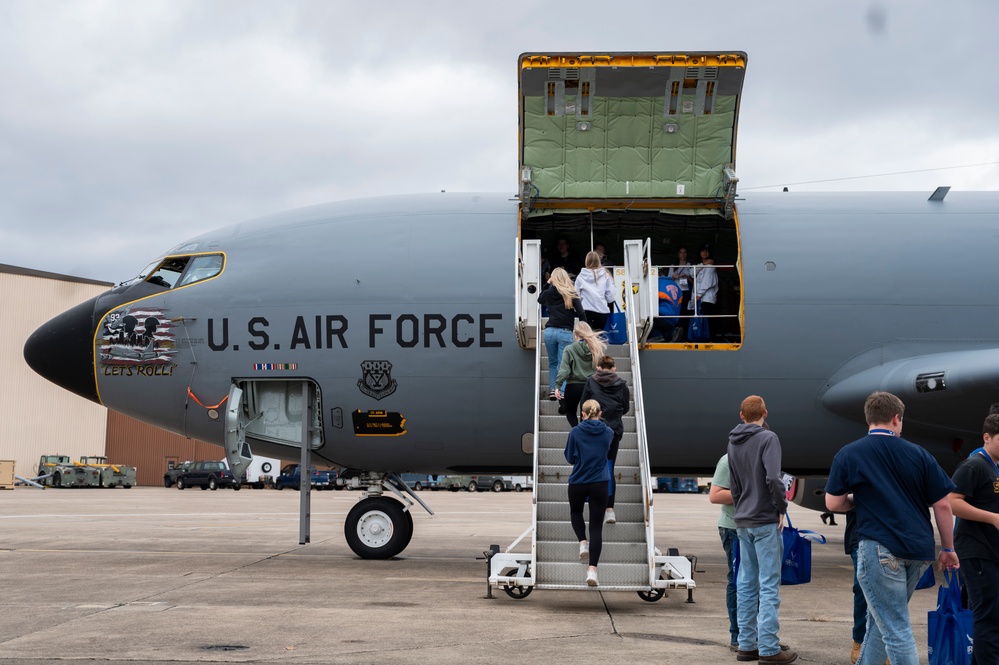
[622,239,657,585]
[530,302,542,575]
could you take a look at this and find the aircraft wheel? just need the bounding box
[492,480,503,492]
[637,588,666,602]
[176,478,185,490]
[344,497,414,559]
[208,477,218,491]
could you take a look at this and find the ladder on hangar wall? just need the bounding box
[490,240,696,600]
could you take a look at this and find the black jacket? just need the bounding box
[580,368,630,435]
[538,283,585,330]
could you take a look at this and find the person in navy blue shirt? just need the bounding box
[948,413,999,665]
[825,391,958,665]
[564,398,613,587]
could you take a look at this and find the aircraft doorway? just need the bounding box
[520,209,744,349]
[223,379,323,477]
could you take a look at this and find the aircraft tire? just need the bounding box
[344,497,414,559]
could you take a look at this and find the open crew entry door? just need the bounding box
[224,379,323,466]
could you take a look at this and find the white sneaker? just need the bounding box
[579,540,589,560]
[586,568,599,586]
[604,508,616,524]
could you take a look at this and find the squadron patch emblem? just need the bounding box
[358,360,398,400]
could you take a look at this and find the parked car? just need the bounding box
[163,461,193,488]
[274,464,334,490]
[176,461,243,490]
[475,476,514,492]
[437,475,477,492]
[502,475,533,492]
[438,475,512,492]
[656,477,700,493]
[398,473,438,491]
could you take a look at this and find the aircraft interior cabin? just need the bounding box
[520,209,743,348]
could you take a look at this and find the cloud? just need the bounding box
[0,0,996,281]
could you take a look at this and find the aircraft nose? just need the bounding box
[23,295,101,404]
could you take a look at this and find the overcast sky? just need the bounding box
[1,1,996,282]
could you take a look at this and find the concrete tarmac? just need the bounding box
[0,487,941,664]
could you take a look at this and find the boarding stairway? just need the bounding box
[489,240,695,600]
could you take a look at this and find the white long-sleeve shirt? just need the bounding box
[575,268,616,314]
[688,264,718,308]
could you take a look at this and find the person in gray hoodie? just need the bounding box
[727,395,797,664]
[580,355,630,524]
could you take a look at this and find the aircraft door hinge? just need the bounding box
[722,166,739,220]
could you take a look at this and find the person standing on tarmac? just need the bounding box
[728,395,797,664]
[948,413,999,664]
[824,391,958,665]
[709,453,741,652]
[580,355,630,525]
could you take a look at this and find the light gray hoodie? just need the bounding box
[727,423,788,528]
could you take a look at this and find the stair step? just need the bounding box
[536,561,648,586]
[538,415,636,433]
[536,540,647,564]
[537,464,641,485]
[538,400,634,416]
[537,520,646,543]
[538,447,638,468]
[539,431,637,451]
[536,483,644,504]
[537,500,645,524]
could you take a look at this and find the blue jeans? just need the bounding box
[851,546,868,644]
[856,539,928,665]
[736,523,783,656]
[719,526,740,646]
[543,326,574,393]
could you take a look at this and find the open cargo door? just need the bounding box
[519,52,746,217]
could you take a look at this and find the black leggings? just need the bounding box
[568,481,610,566]
[607,429,622,508]
[563,382,586,427]
[584,310,608,332]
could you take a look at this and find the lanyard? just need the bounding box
[977,450,999,479]
[868,428,896,436]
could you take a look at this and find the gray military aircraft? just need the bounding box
[23,52,999,560]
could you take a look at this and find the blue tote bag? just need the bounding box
[604,302,627,345]
[780,515,826,585]
[928,569,973,665]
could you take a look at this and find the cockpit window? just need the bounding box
[145,254,223,289]
[176,254,224,287]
